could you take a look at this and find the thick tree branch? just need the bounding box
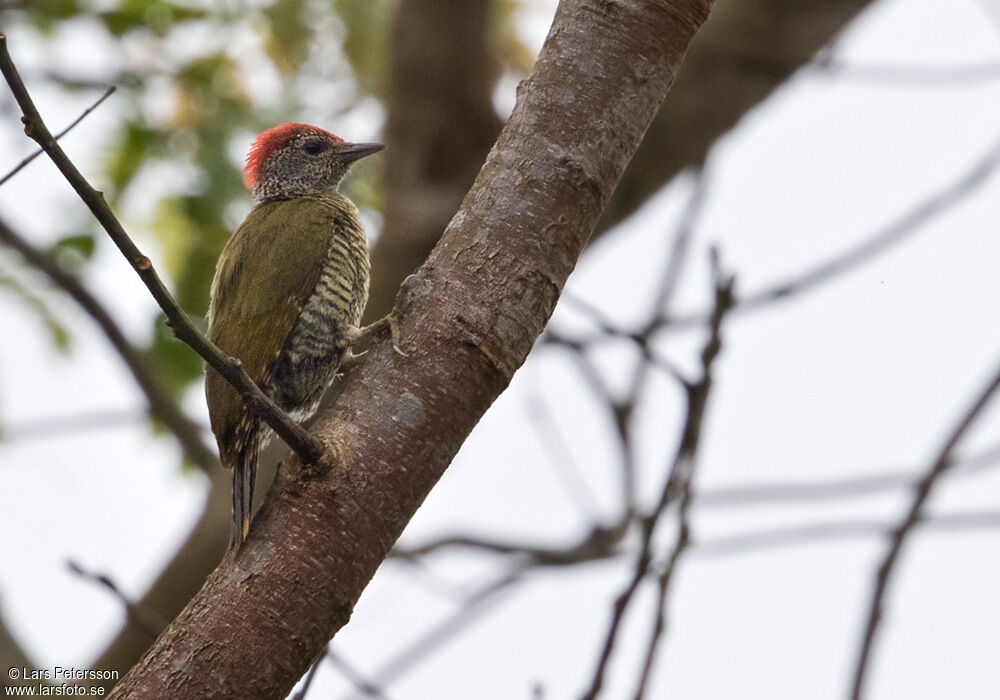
[0,32,323,467]
[104,1,715,697]
[0,215,217,470]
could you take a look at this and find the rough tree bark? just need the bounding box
[107,0,714,697]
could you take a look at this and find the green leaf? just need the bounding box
[48,233,96,270]
[105,122,161,196]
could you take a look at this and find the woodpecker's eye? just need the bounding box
[303,140,327,155]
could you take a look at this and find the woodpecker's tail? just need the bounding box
[228,421,259,551]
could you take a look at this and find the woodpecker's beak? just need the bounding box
[337,142,384,163]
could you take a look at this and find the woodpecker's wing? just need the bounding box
[205,196,343,460]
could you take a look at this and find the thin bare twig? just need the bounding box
[2,408,155,441]
[393,524,625,567]
[525,391,602,520]
[289,653,323,700]
[848,350,1000,700]
[0,85,114,187]
[662,133,1000,332]
[633,509,688,698]
[340,570,526,700]
[326,649,392,700]
[66,560,167,640]
[0,216,217,469]
[692,511,1000,560]
[715,47,1000,88]
[633,325,708,697]
[812,58,1000,88]
[0,33,325,467]
[696,440,1000,509]
[648,167,711,325]
[577,169,711,517]
[395,509,1000,566]
[582,258,735,700]
[367,505,1000,700]
[554,338,638,521]
[560,137,1000,348]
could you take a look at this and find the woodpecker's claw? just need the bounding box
[389,317,408,357]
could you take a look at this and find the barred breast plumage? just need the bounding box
[270,196,370,418]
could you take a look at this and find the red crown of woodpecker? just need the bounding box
[243,123,344,189]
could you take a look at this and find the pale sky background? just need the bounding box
[2,0,1000,698]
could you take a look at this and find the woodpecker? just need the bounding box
[205,122,382,549]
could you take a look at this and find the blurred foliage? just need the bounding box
[0,266,71,353]
[0,0,529,402]
[334,0,393,94]
[494,0,536,76]
[0,231,99,353]
[264,0,311,75]
[99,1,207,36]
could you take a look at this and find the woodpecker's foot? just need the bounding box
[345,319,385,347]
[346,314,408,357]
